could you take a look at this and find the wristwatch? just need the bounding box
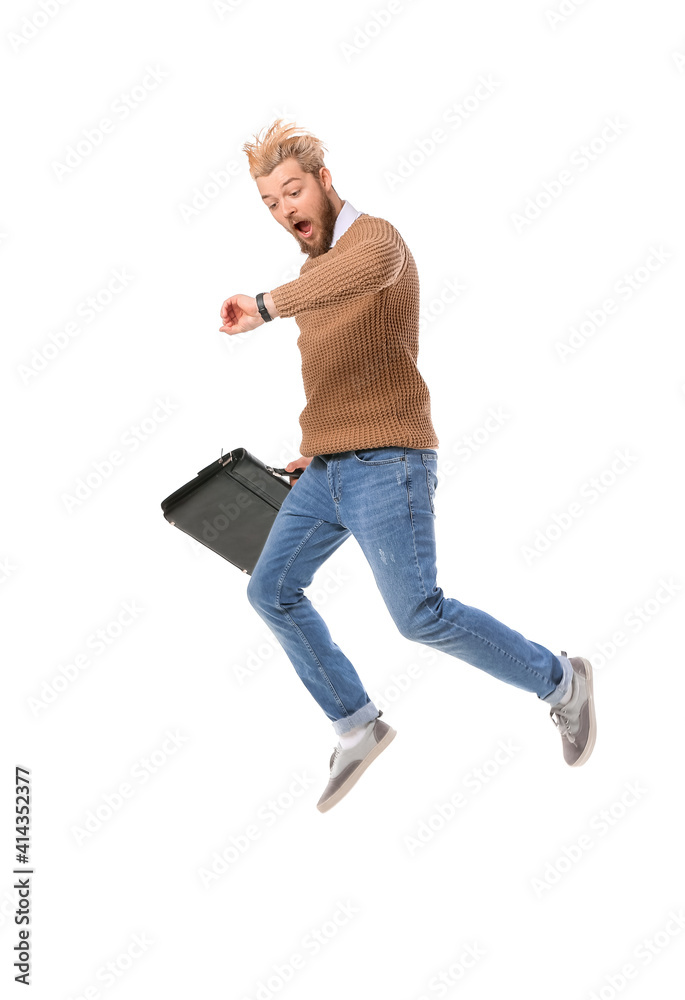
[256,292,272,322]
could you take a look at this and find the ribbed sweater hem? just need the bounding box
[301,423,439,458]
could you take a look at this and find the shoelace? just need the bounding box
[549,705,576,744]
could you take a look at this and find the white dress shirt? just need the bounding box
[331,199,363,247]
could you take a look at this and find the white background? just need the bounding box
[2,1,685,997]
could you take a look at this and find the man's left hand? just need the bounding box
[219,294,264,335]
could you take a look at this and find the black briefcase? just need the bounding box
[160,447,302,575]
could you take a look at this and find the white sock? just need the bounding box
[550,654,576,709]
[339,720,372,749]
[552,673,576,709]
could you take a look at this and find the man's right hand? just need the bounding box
[285,456,313,485]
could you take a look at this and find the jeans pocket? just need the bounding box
[421,453,438,513]
[353,447,405,465]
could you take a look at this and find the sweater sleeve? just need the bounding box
[269,223,406,317]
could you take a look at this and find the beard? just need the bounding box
[290,186,339,258]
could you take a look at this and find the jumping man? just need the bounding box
[219,119,597,813]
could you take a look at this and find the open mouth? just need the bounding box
[295,220,313,238]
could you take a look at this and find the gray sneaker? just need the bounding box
[317,712,397,813]
[549,652,597,766]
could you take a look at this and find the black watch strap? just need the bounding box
[256,292,272,322]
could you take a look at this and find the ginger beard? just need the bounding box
[290,182,339,258]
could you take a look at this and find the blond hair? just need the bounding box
[242,118,329,181]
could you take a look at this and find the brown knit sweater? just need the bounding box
[269,213,439,457]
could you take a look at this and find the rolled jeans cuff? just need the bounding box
[332,699,380,736]
[540,654,573,706]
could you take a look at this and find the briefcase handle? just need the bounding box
[266,465,304,480]
[217,447,304,481]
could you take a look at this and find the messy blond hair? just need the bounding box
[242,118,329,181]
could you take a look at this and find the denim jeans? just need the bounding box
[246,446,572,735]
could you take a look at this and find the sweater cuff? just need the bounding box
[269,282,298,319]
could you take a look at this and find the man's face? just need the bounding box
[256,157,338,258]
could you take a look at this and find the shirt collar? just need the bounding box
[331,200,362,247]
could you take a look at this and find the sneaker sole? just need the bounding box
[571,657,596,766]
[317,726,397,813]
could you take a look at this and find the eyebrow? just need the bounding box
[260,177,302,201]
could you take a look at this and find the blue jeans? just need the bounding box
[246,447,572,735]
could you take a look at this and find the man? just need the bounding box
[219,119,597,813]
